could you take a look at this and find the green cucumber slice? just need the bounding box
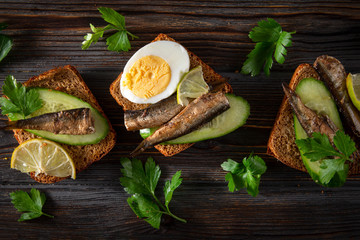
[294,78,344,187]
[25,88,109,145]
[140,94,250,144]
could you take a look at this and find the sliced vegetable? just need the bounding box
[26,88,109,145]
[140,94,250,144]
[293,77,344,187]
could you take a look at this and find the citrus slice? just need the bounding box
[11,139,76,179]
[347,73,360,112]
[177,66,210,106]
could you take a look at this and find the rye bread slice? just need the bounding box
[267,62,360,175]
[13,65,116,183]
[110,33,232,157]
[267,64,321,172]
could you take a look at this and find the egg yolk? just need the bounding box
[124,55,171,99]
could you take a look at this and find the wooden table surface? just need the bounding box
[0,1,360,239]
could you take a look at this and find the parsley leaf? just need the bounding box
[127,194,162,229]
[296,131,356,186]
[241,18,295,76]
[120,157,186,229]
[333,130,357,159]
[0,23,12,62]
[221,153,267,197]
[164,170,183,209]
[82,7,138,52]
[10,188,54,222]
[296,132,342,161]
[0,75,42,120]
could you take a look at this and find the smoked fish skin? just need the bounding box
[1,108,95,135]
[124,95,184,131]
[282,83,338,142]
[314,55,360,137]
[130,92,230,157]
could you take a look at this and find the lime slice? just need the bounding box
[346,73,360,112]
[11,139,76,179]
[177,66,210,106]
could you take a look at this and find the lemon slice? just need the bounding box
[11,139,76,179]
[346,73,360,111]
[177,66,210,106]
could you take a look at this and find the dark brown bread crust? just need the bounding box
[267,64,321,172]
[110,33,232,157]
[14,65,116,183]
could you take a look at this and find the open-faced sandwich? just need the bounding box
[1,66,116,183]
[268,55,360,187]
[110,33,250,157]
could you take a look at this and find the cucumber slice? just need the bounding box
[140,94,250,144]
[293,78,344,187]
[26,88,109,145]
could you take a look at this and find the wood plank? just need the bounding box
[0,1,360,238]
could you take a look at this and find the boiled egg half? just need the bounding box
[120,41,190,104]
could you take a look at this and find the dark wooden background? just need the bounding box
[0,1,359,239]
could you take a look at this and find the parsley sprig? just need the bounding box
[0,23,12,62]
[221,153,267,197]
[241,18,295,76]
[82,7,138,52]
[0,75,42,120]
[120,157,186,229]
[296,131,356,186]
[10,189,54,222]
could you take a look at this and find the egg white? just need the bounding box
[120,40,190,104]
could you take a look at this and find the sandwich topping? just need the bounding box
[124,55,171,99]
[130,91,231,157]
[0,73,111,181]
[120,40,190,104]
[118,37,250,156]
[280,56,359,187]
[1,108,95,135]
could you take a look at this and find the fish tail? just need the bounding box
[282,82,295,101]
[0,120,16,131]
[282,82,302,113]
[130,139,150,157]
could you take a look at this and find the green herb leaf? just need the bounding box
[333,130,357,160]
[127,194,162,229]
[274,31,293,64]
[164,170,182,208]
[243,154,267,175]
[224,172,244,192]
[319,158,348,185]
[296,132,342,162]
[106,31,132,52]
[10,188,54,222]
[145,157,161,194]
[120,157,155,196]
[295,131,356,186]
[241,18,295,76]
[120,157,186,229]
[0,75,42,120]
[0,35,12,62]
[82,7,137,52]
[98,7,125,29]
[221,154,267,197]
[0,23,12,62]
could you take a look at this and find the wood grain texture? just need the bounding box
[0,1,360,238]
